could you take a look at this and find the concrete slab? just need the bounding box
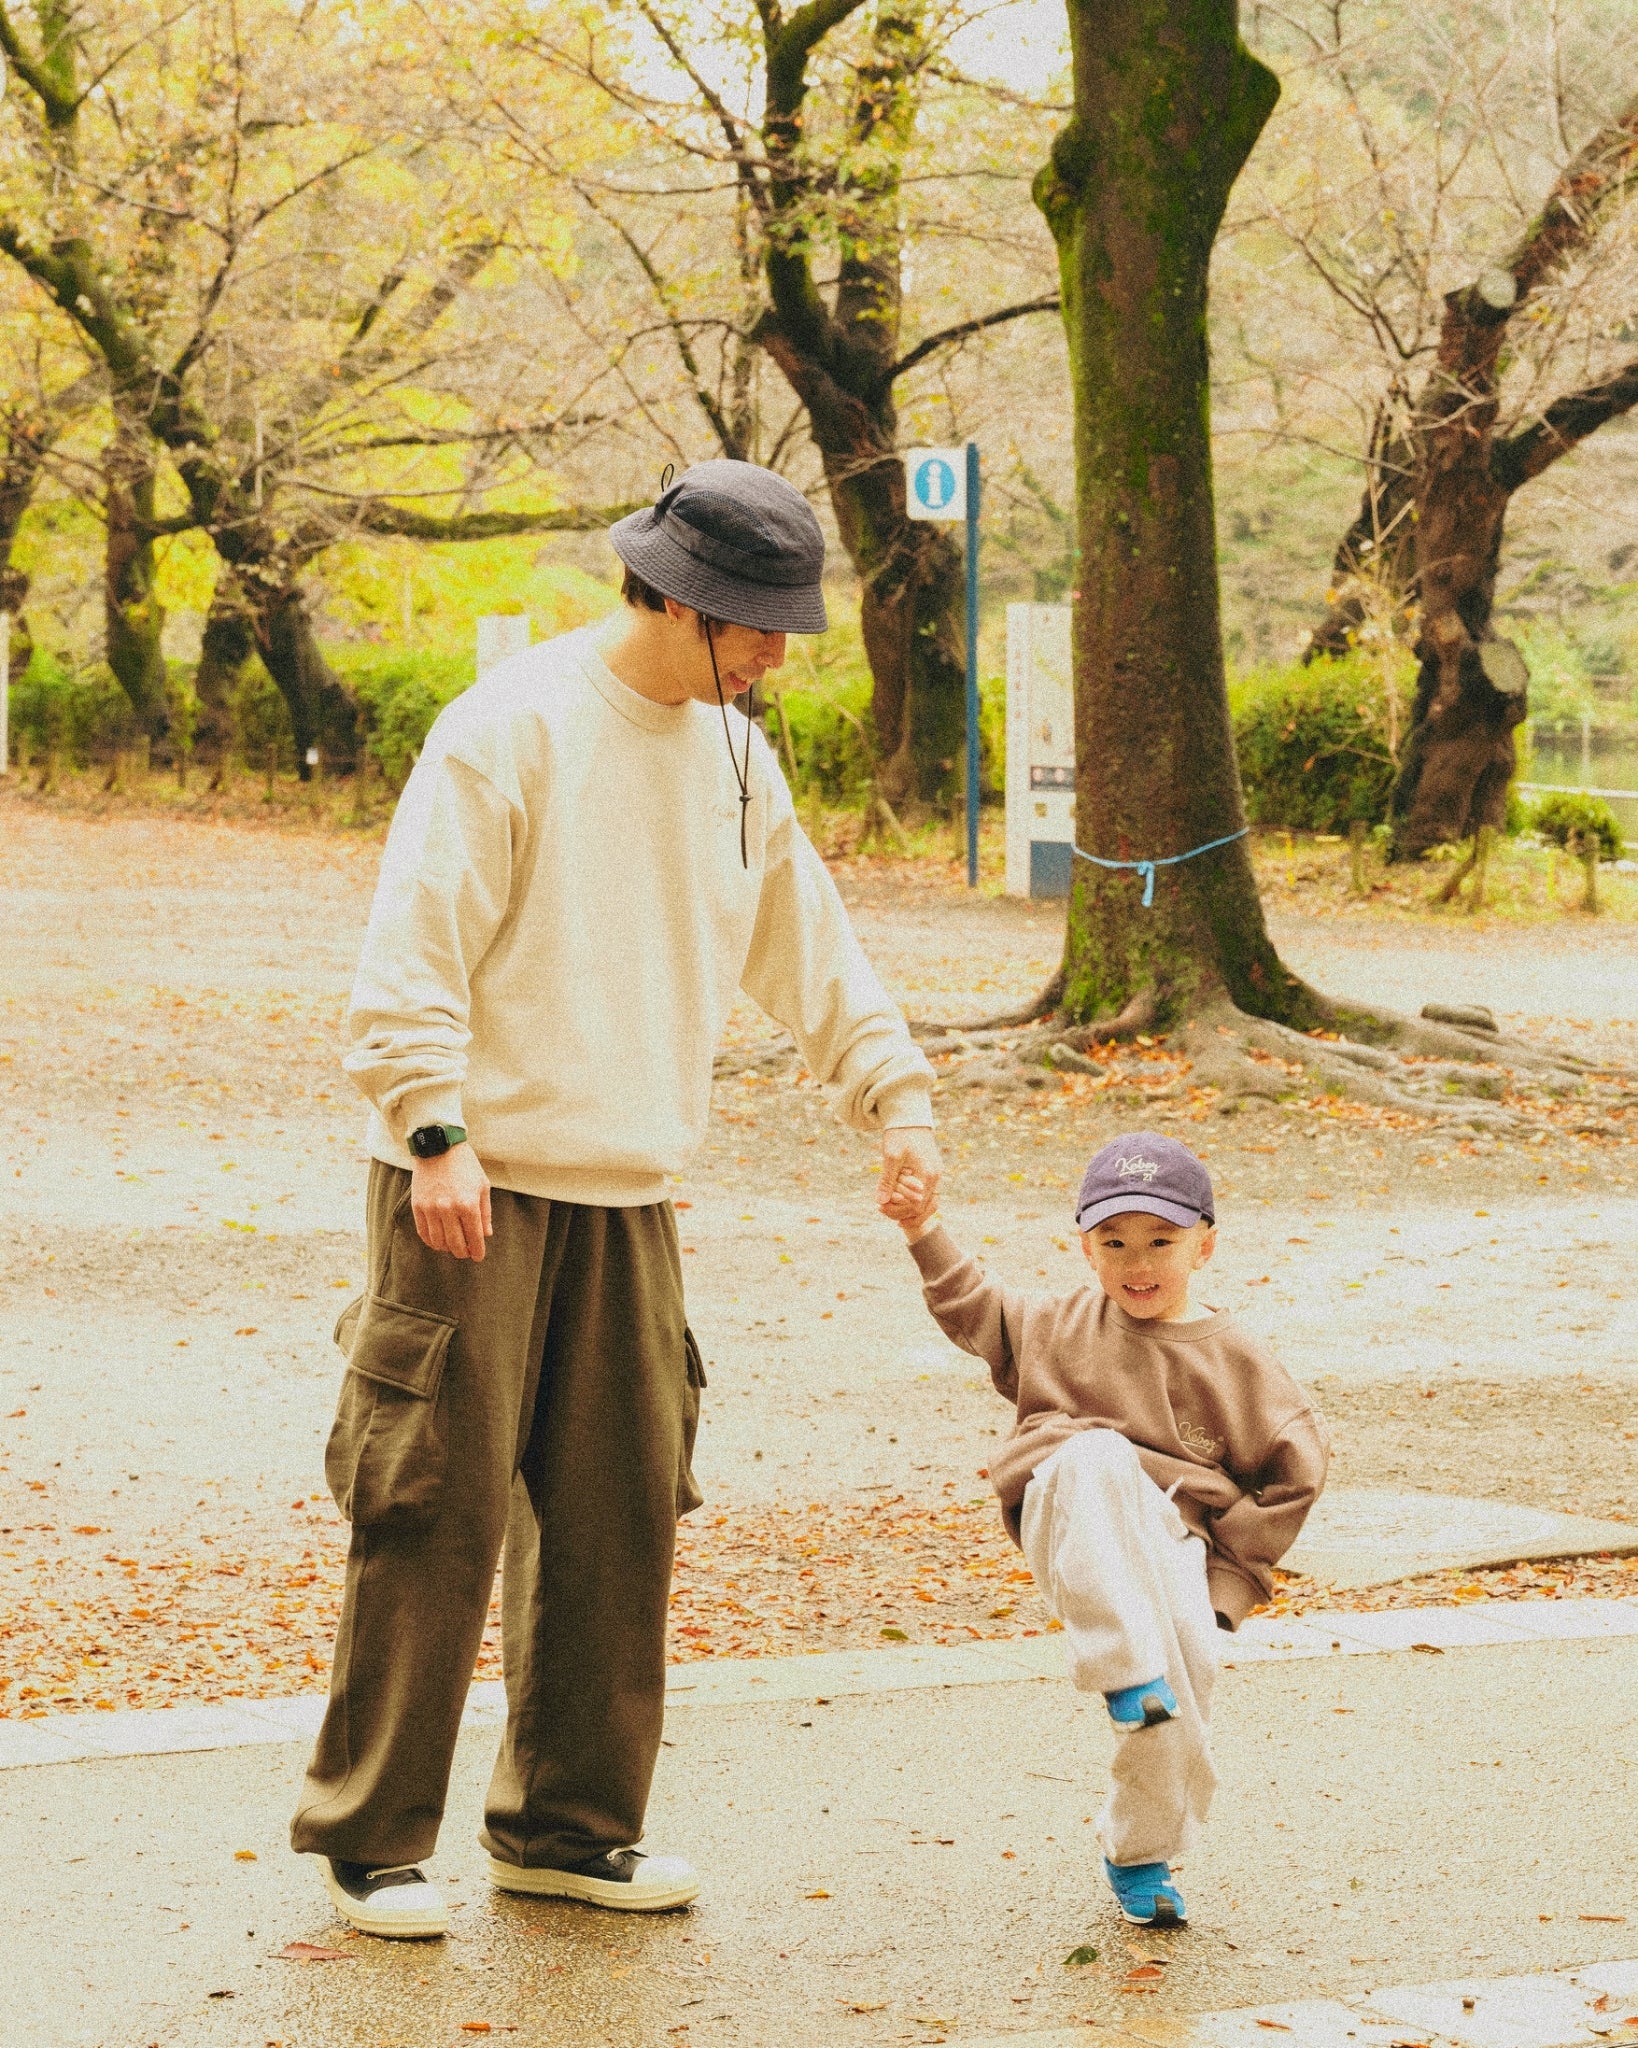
[1119,2000,1412,2048]
[65,1700,315,1758]
[0,1718,101,1768]
[1286,1490,1638,1592]
[1571,1962,1638,2001]
[1322,1610,1539,1654]
[1359,1974,1609,2048]
[662,1637,1056,1708]
[5,1636,1637,2048]
[1494,1600,1638,1643]
[1226,1618,1381,1662]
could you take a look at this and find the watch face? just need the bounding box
[410,1125,450,1158]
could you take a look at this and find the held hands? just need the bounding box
[411,1145,493,1261]
[877,1126,940,1239]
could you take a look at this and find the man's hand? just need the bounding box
[411,1145,493,1261]
[878,1126,940,1232]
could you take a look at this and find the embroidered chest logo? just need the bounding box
[1115,1154,1160,1182]
[1177,1419,1223,1461]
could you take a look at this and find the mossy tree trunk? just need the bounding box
[103,405,172,749]
[752,0,1058,807]
[1,404,49,682]
[756,1,965,806]
[1036,0,1311,1029]
[192,576,257,769]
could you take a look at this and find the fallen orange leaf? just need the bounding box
[276,1942,354,1962]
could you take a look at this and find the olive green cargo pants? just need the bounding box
[290,1162,703,1870]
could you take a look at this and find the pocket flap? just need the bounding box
[347,1295,457,1399]
[333,1295,365,1357]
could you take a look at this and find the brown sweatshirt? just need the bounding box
[907,1224,1330,1629]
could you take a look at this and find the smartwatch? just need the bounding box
[408,1123,467,1159]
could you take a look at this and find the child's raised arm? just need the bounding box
[894,1212,1026,1403]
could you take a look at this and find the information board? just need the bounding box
[1004,603,1075,898]
[903,448,968,522]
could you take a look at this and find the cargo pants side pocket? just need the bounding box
[326,1294,457,1531]
[677,1327,707,1517]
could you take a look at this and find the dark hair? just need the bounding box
[620,566,726,635]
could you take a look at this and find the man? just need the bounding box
[291,460,941,1937]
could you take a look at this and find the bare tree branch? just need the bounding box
[884,293,1061,387]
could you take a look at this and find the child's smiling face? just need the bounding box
[1081,1211,1216,1321]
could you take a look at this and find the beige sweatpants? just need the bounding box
[1020,1428,1220,1868]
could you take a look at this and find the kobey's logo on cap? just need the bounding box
[1115,1154,1160,1182]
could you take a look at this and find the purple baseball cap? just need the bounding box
[1075,1133,1215,1233]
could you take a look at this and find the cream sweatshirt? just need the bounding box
[907,1224,1330,1628]
[345,626,934,1204]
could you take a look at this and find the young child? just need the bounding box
[883,1131,1329,1929]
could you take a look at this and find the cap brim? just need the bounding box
[609,514,828,634]
[1075,1195,1210,1232]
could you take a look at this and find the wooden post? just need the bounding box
[1467,823,1495,913]
[264,743,278,802]
[107,749,128,795]
[41,747,60,794]
[1578,830,1599,913]
[1348,818,1368,897]
[176,743,189,791]
[1282,830,1295,891]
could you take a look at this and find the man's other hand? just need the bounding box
[411,1145,493,1261]
[878,1126,940,1230]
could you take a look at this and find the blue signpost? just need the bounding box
[964,441,980,889]
[905,442,981,887]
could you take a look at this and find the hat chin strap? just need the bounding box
[705,621,752,869]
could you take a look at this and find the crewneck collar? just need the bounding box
[581,629,692,734]
[1104,1295,1232,1340]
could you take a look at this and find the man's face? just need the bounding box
[665,603,787,706]
[1080,1211,1215,1321]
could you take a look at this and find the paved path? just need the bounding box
[6,1593,1637,1770]
[8,1615,1637,2047]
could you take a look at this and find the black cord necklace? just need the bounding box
[706,622,752,869]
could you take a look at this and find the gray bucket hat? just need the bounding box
[608,460,828,634]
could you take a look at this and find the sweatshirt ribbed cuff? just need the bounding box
[906,1221,962,1279]
[875,1079,934,1131]
[385,1085,467,1150]
[1206,1559,1264,1633]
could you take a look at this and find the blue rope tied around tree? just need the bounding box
[1073,826,1250,908]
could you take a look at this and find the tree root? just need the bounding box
[915,966,1066,1036]
[921,980,1625,1132]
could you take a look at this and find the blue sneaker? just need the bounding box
[1103,1676,1178,1730]
[1104,1856,1187,1927]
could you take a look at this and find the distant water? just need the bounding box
[1524,737,1638,844]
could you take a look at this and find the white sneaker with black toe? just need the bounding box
[323,1859,449,1938]
[487,1848,699,1912]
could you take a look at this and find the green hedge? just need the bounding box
[1229,653,1415,831]
[1528,790,1624,861]
[5,653,197,764]
[332,649,473,788]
